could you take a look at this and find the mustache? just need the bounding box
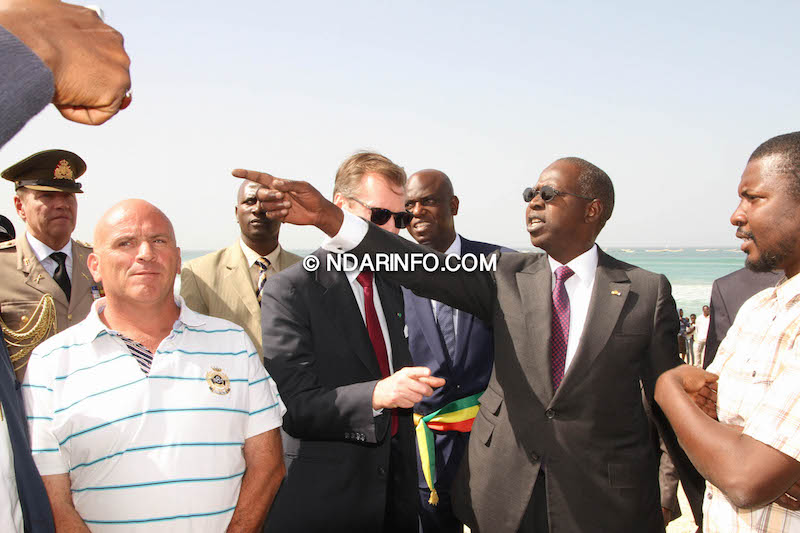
[736,229,755,241]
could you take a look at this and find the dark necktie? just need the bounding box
[436,302,456,359]
[356,270,397,436]
[50,252,71,302]
[550,265,574,390]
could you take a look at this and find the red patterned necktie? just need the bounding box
[355,271,397,436]
[550,265,575,390]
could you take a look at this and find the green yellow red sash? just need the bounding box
[413,392,482,505]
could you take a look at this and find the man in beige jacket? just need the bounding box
[0,150,101,380]
[180,180,301,356]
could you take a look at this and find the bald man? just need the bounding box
[402,169,509,532]
[23,199,286,531]
[181,180,301,357]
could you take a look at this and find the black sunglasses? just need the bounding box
[348,196,413,229]
[523,185,595,203]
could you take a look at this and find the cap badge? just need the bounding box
[205,366,231,395]
[53,160,74,181]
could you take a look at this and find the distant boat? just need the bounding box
[645,248,684,253]
[696,249,711,252]
[621,248,635,253]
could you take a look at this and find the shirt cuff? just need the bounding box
[321,211,369,253]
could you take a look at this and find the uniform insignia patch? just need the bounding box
[205,367,231,395]
[53,160,74,180]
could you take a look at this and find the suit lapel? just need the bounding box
[224,244,261,316]
[376,275,411,369]
[69,241,92,313]
[316,251,382,377]
[409,292,452,371]
[516,257,555,406]
[18,234,68,308]
[553,250,630,401]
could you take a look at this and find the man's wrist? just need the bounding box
[317,202,344,237]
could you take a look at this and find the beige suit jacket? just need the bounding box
[0,233,98,379]
[180,242,302,357]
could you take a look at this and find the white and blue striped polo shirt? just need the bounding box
[22,297,285,531]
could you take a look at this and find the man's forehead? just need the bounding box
[538,161,579,186]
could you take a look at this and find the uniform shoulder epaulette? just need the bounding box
[0,239,17,250]
[75,239,93,249]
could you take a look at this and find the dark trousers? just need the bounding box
[517,470,549,533]
[385,435,417,533]
[418,488,462,533]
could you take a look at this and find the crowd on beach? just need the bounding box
[2,3,800,533]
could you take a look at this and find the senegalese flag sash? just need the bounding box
[413,392,482,505]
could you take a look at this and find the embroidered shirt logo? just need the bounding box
[205,367,231,395]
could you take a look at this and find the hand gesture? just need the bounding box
[372,366,446,410]
[231,169,344,236]
[0,0,132,125]
[655,364,719,418]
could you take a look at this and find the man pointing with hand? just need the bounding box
[258,152,444,533]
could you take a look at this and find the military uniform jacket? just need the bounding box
[0,233,96,379]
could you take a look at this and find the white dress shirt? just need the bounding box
[547,245,599,374]
[25,232,72,282]
[239,239,282,289]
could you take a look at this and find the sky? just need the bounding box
[3,1,800,252]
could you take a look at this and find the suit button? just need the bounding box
[545,409,555,419]
[67,313,73,320]
[20,316,28,323]
[528,451,540,462]
[377,466,386,478]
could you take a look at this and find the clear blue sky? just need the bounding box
[3,1,799,251]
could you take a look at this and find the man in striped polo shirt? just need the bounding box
[22,199,286,531]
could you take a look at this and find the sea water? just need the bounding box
[181,247,748,318]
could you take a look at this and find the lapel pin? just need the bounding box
[34,274,43,284]
[23,258,30,266]
[397,312,403,318]
[611,290,621,296]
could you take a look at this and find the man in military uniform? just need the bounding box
[0,149,99,380]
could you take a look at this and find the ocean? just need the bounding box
[181,247,749,317]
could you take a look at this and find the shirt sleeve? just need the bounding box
[22,349,68,475]
[742,345,800,461]
[244,334,286,439]
[0,26,55,148]
[321,211,369,253]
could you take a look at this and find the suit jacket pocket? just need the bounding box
[474,387,503,447]
[478,386,503,417]
[608,462,638,488]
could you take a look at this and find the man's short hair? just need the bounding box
[333,152,406,199]
[558,157,615,227]
[748,131,800,197]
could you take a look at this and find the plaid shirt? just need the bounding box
[705,272,800,532]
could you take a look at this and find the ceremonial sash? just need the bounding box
[413,392,482,505]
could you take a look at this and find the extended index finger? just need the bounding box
[232,168,278,188]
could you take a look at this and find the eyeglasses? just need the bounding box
[522,185,595,203]
[347,196,413,229]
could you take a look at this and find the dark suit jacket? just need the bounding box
[352,224,703,533]
[404,236,503,493]
[704,267,783,369]
[260,248,417,533]
[0,330,54,532]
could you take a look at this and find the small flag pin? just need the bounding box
[611,290,621,296]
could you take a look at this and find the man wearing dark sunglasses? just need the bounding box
[258,151,444,533]
[233,155,704,533]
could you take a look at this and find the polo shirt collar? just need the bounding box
[77,295,206,343]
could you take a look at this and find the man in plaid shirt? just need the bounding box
[655,131,800,532]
